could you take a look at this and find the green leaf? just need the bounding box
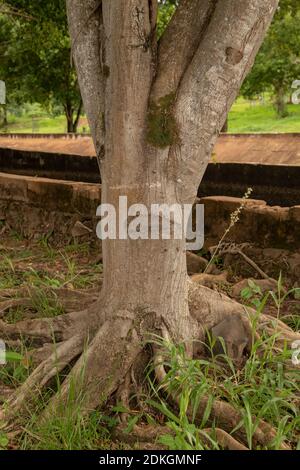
[125,415,139,434]
[5,351,23,362]
[0,433,9,449]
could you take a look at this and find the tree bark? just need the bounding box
[64,102,74,133]
[73,99,83,133]
[65,0,279,342]
[221,118,228,133]
[16,0,279,421]
[3,3,300,445]
[274,86,288,118]
[64,100,82,133]
[0,105,8,128]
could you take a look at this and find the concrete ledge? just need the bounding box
[200,196,300,250]
[0,172,101,213]
[0,173,299,249]
[1,147,300,205]
[0,173,101,240]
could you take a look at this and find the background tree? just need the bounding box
[0,10,14,128]
[242,0,300,117]
[1,0,299,449]
[157,0,177,37]
[0,0,82,132]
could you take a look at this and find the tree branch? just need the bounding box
[66,0,105,166]
[171,0,279,202]
[151,0,218,101]
[0,3,36,21]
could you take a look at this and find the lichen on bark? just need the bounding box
[146,93,179,148]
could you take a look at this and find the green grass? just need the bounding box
[228,98,300,133]
[0,234,299,450]
[148,278,300,451]
[2,97,300,134]
[150,333,299,450]
[1,112,89,134]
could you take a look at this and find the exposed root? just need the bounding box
[114,423,168,448]
[115,423,248,450]
[191,272,229,290]
[0,281,298,451]
[0,334,85,424]
[0,286,98,316]
[200,428,249,450]
[117,371,132,424]
[0,298,32,318]
[0,299,104,346]
[41,314,144,420]
[188,281,300,347]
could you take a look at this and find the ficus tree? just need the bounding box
[1,0,299,449]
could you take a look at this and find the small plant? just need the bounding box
[148,310,299,451]
[0,432,9,450]
[205,187,253,273]
[31,290,65,318]
[0,348,28,387]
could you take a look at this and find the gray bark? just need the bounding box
[66,0,279,336]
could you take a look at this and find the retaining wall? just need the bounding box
[0,172,299,249]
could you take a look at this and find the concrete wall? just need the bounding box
[0,172,299,249]
[1,148,300,205]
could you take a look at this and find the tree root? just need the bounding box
[200,428,249,450]
[0,333,85,425]
[188,281,300,346]
[0,298,32,318]
[0,286,98,317]
[115,423,249,450]
[0,281,298,450]
[114,423,168,449]
[40,314,144,421]
[0,299,103,346]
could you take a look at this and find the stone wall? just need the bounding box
[0,172,299,250]
[0,173,101,242]
[200,196,300,250]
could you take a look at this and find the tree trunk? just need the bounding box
[274,86,288,118]
[221,118,228,133]
[73,99,83,133]
[2,0,289,440]
[64,0,279,375]
[65,110,74,133]
[0,105,8,128]
[101,185,191,342]
[65,100,82,133]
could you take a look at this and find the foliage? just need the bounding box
[242,1,300,117]
[157,0,177,37]
[0,0,82,131]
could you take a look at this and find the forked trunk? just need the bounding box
[3,2,297,444]
[58,0,281,412]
